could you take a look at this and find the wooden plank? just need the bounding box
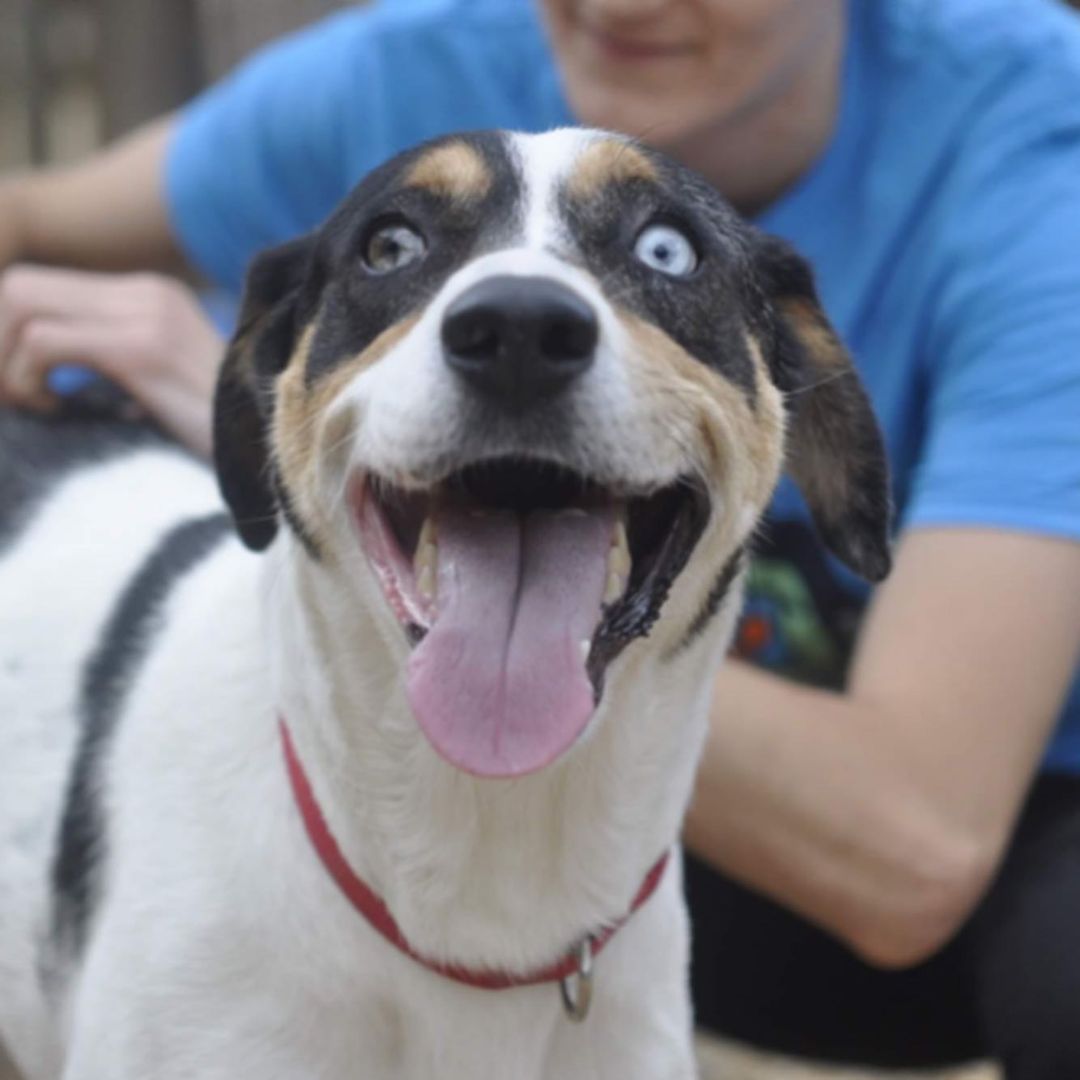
[94,0,202,137]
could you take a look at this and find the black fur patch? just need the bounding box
[558,148,759,404]
[272,467,321,561]
[51,513,230,954]
[0,409,170,557]
[303,131,523,384]
[750,231,893,582]
[679,546,747,651]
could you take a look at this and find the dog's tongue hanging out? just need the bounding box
[407,506,613,778]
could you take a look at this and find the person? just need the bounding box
[2,0,1080,1075]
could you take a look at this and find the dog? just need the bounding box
[0,128,890,1079]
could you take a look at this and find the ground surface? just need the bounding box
[696,1036,1000,1080]
[0,1034,1000,1078]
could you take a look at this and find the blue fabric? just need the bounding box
[166,0,1080,772]
[48,366,100,394]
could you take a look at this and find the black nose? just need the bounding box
[442,276,598,410]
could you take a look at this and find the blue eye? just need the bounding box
[633,223,698,278]
[364,222,426,274]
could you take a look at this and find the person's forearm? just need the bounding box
[1,117,188,275]
[684,661,998,968]
[686,531,1080,969]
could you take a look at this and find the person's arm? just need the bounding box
[685,527,1080,969]
[0,12,384,443]
[0,117,186,275]
[685,61,1080,970]
[0,116,221,454]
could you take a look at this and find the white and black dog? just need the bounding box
[0,129,889,1079]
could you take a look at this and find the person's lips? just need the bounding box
[581,23,696,63]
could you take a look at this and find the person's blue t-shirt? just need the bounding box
[166,0,1080,773]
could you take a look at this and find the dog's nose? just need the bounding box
[442,276,597,409]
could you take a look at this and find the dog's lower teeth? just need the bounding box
[604,518,631,604]
[417,517,437,552]
[414,518,438,601]
[604,569,626,604]
[417,563,436,602]
[612,518,629,560]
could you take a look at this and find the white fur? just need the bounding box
[0,484,734,1078]
[0,132,773,1078]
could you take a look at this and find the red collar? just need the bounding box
[280,720,669,992]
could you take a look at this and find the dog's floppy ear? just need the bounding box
[753,233,892,582]
[213,235,315,551]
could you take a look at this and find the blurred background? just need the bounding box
[0,0,357,170]
[3,0,1080,171]
[0,3,1076,1080]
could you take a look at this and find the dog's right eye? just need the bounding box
[363,221,427,275]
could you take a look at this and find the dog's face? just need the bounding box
[215,129,890,779]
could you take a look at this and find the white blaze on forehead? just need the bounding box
[511,128,609,250]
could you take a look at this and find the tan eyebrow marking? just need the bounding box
[565,138,660,199]
[404,141,493,201]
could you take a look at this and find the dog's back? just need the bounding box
[0,410,221,1075]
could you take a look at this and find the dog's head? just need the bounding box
[215,129,890,779]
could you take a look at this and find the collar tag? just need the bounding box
[559,935,595,1021]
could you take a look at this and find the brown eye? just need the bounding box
[363,222,426,275]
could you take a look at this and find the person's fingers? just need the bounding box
[0,265,164,359]
[1,317,128,409]
[0,271,223,455]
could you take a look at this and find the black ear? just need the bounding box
[753,233,892,582]
[213,235,314,551]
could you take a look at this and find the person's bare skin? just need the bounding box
[0,265,219,455]
[1,0,1079,975]
[544,1,1080,969]
[540,0,844,214]
[0,119,183,274]
[0,119,223,453]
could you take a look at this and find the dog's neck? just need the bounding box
[263,534,738,973]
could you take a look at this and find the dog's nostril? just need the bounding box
[442,275,597,410]
[444,312,502,362]
[539,311,597,364]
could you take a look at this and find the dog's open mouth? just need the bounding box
[354,458,709,778]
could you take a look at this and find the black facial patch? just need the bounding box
[586,481,712,699]
[678,545,747,652]
[557,147,760,404]
[272,466,321,561]
[302,132,525,385]
[52,513,230,955]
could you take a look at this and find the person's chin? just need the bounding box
[565,83,699,147]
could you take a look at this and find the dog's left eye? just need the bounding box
[633,223,698,278]
[364,222,427,275]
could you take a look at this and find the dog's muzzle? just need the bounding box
[351,275,710,781]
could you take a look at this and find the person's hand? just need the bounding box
[0,181,23,268]
[0,265,224,457]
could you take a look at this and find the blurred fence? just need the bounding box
[0,0,355,169]
[3,0,1080,171]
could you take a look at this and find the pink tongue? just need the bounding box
[406,506,613,778]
